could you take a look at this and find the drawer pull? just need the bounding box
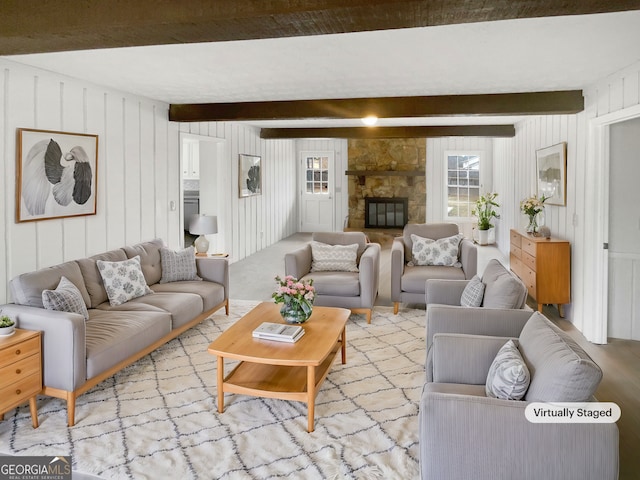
[16,389,21,395]
[15,349,21,355]
[16,368,21,374]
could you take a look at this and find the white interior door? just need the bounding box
[299,151,335,232]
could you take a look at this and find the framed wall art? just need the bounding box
[536,142,567,206]
[238,154,261,197]
[16,128,98,222]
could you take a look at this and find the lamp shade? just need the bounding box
[188,215,218,235]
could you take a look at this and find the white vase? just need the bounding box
[477,229,490,245]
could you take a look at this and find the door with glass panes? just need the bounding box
[299,152,335,232]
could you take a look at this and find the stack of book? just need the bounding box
[252,322,305,343]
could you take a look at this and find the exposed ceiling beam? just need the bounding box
[260,125,515,139]
[169,91,583,122]
[1,1,639,55]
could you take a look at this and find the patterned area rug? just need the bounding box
[0,301,425,479]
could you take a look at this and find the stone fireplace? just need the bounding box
[347,138,426,231]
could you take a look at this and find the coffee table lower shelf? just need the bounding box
[216,341,343,432]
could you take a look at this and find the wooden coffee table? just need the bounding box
[207,302,350,432]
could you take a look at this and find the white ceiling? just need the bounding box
[5,11,640,128]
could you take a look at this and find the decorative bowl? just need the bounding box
[0,324,15,336]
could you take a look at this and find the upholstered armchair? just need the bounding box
[391,223,477,314]
[420,312,619,480]
[284,232,380,323]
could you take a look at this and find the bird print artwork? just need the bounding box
[19,131,96,221]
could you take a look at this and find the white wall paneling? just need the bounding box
[0,58,179,304]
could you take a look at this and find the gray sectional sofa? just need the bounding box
[1,239,229,426]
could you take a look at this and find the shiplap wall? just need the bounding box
[426,137,494,238]
[587,60,640,340]
[295,138,349,231]
[178,122,298,263]
[0,59,180,304]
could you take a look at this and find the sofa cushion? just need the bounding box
[519,312,603,402]
[159,246,201,283]
[97,255,153,306]
[485,339,530,400]
[302,271,360,297]
[85,309,171,379]
[41,276,90,321]
[460,275,485,307]
[77,249,129,308]
[310,241,359,272]
[152,281,226,312]
[123,239,164,286]
[409,234,462,267]
[10,260,91,309]
[402,265,465,293]
[481,259,527,309]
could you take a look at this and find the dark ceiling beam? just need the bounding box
[169,91,584,122]
[260,125,515,139]
[1,1,639,55]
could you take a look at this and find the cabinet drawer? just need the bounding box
[522,267,537,300]
[0,373,41,413]
[523,251,536,271]
[511,244,522,260]
[0,336,40,367]
[510,230,521,248]
[0,353,40,386]
[521,238,537,257]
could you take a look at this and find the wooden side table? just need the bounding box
[0,329,42,428]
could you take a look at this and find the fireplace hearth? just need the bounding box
[365,197,408,229]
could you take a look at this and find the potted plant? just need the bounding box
[272,275,315,324]
[473,192,500,245]
[0,313,15,336]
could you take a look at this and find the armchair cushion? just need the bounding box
[310,241,359,272]
[481,259,527,309]
[485,339,530,400]
[409,233,463,267]
[460,275,485,307]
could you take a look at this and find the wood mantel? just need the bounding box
[345,170,425,186]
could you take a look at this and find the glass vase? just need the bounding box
[280,303,312,324]
[526,214,538,234]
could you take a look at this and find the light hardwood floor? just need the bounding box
[229,233,639,479]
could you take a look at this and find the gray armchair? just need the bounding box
[420,312,619,480]
[391,223,477,314]
[284,232,380,323]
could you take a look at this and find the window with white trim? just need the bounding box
[446,152,481,219]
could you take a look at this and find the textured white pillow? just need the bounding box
[42,276,89,321]
[460,275,485,307]
[160,246,201,283]
[97,255,153,306]
[486,340,530,400]
[310,241,359,272]
[409,233,463,267]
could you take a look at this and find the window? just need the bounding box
[305,155,329,194]
[446,152,480,218]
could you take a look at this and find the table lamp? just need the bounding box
[189,214,218,255]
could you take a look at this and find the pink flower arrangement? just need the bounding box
[272,275,315,314]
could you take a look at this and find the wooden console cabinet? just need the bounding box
[0,329,42,428]
[510,229,571,317]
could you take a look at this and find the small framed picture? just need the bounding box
[16,128,99,222]
[239,154,261,197]
[536,142,567,206]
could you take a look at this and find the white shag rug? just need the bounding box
[0,301,425,479]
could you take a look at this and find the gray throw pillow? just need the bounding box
[97,255,153,306]
[409,233,463,267]
[159,246,202,283]
[42,276,90,321]
[486,339,530,400]
[310,241,359,272]
[460,275,485,307]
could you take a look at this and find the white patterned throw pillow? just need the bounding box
[310,241,359,272]
[460,275,485,307]
[159,246,202,283]
[486,340,530,400]
[42,276,90,321]
[97,255,153,306]
[409,233,463,267]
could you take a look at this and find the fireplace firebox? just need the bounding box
[365,197,408,229]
